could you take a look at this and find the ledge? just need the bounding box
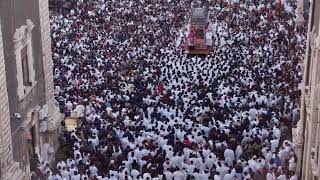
[18,81,37,102]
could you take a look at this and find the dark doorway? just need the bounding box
[27,126,36,156]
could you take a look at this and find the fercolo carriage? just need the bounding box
[184,8,212,55]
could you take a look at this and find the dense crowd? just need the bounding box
[42,0,306,179]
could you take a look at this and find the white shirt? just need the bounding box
[224,149,235,166]
[277,174,286,180]
[172,171,184,180]
[267,172,275,180]
[131,169,140,180]
[214,174,222,180]
[61,170,70,180]
[75,104,85,117]
[270,139,279,152]
[71,174,81,180]
[290,175,298,180]
[143,173,152,180]
[288,157,296,171]
[89,165,98,176]
[223,173,234,180]
[164,171,173,180]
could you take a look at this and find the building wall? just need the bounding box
[38,0,62,136]
[37,0,63,160]
[0,0,47,172]
[0,0,46,131]
[296,0,320,179]
[0,19,26,180]
[0,0,62,177]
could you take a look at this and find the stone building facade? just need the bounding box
[295,0,320,179]
[0,0,62,179]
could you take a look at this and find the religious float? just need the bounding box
[184,8,213,55]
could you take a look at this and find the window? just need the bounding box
[13,19,36,100]
[314,1,320,34]
[27,126,36,156]
[310,1,315,31]
[306,45,312,85]
[310,1,320,33]
[21,46,31,86]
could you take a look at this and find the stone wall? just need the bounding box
[0,19,26,180]
[38,1,62,165]
[296,0,320,178]
[38,0,62,139]
[0,0,62,176]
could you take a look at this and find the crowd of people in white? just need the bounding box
[41,0,306,179]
